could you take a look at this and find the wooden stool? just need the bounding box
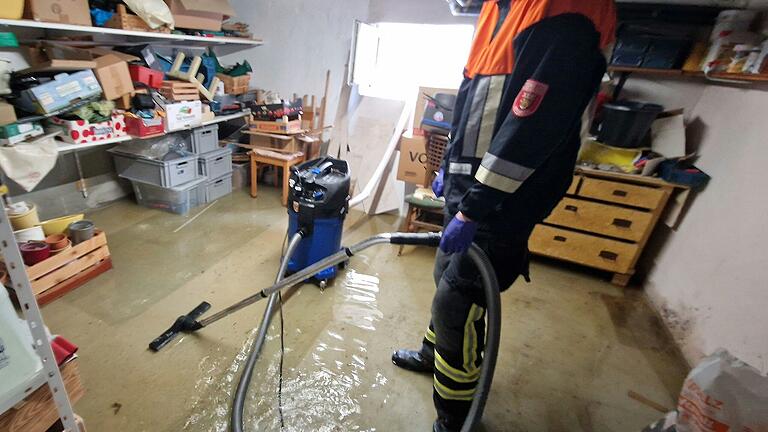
[398,193,445,255]
[249,148,305,206]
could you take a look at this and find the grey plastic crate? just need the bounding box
[131,177,206,215]
[198,147,232,180]
[187,124,219,154]
[204,173,233,203]
[110,150,198,188]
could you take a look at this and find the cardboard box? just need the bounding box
[397,132,429,186]
[166,0,235,32]
[24,0,91,26]
[251,119,302,135]
[164,100,202,131]
[0,122,44,145]
[414,87,458,133]
[21,43,96,73]
[0,102,17,126]
[49,113,126,144]
[16,70,102,114]
[651,109,686,158]
[92,55,135,101]
[125,114,165,138]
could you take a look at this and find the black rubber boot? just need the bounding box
[433,417,460,432]
[391,349,433,374]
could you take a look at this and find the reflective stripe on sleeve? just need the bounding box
[475,165,524,193]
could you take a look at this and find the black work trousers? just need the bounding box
[418,231,528,429]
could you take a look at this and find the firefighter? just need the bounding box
[391,1,616,430]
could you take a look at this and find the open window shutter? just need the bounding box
[348,21,380,87]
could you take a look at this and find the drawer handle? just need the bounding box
[177,161,188,167]
[612,189,628,197]
[553,235,567,242]
[214,157,224,162]
[599,250,618,261]
[612,218,633,228]
[564,205,578,212]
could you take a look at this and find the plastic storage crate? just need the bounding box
[110,150,198,188]
[188,124,219,154]
[203,173,233,203]
[131,178,206,214]
[198,148,232,179]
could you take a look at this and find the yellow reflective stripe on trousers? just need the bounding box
[425,327,436,344]
[434,376,476,401]
[435,351,480,383]
[463,304,484,375]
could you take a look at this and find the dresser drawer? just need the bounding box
[578,177,667,209]
[566,176,580,195]
[545,197,653,242]
[529,225,639,274]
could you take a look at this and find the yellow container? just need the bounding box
[0,0,24,19]
[39,213,84,236]
[8,204,40,231]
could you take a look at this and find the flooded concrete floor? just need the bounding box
[40,188,690,432]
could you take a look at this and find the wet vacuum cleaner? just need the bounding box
[286,157,350,288]
[148,158,502,432]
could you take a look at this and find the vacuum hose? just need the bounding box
[229,232,501,432]
[231,232,304,432]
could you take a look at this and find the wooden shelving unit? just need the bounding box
[608,66,768,83]
[0,18,262,48]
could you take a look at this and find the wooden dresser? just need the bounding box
[529,168,685,286]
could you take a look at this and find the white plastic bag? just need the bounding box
[124,0,174,30]
[677,349,768,432]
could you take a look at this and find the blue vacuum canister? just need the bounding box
[286,157,350,286]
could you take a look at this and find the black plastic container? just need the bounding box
[597,101,663,148]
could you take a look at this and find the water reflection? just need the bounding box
[183,268,387,431]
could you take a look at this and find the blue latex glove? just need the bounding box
[440,213,477,254]
[432,169,444,197]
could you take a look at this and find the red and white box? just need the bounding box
[50,114,126,144]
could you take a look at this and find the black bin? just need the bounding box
[597,101,663,148]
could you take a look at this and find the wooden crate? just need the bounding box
[216,74,250,95]
[105,4,171,33]
[25,231,113,305]
[0,359,85,432]
[160,81,200,101]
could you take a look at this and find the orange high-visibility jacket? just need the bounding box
[441,0,616,235]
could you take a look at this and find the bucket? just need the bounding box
[8,203,39,231]
[68,220,95,245]
[14,226,45,243]
[597,101,663,149]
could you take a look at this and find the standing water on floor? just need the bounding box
[183,261,392,432]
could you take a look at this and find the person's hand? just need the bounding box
[432,169,444,198]
[439,212,477,254]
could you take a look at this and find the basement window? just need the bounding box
[350,22,475,101]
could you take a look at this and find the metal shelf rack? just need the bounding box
[0,201,80,431]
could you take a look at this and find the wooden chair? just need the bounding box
[398,132,449,255]
[249,147,305,206]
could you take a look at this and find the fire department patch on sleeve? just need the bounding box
[512,79,549,118]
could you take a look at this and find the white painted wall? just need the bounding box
[638,82,768,372]
[223,0,371,130]
[368,0,475,25]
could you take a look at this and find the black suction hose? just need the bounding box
[230,232,501,432]
[231,231,304,432]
